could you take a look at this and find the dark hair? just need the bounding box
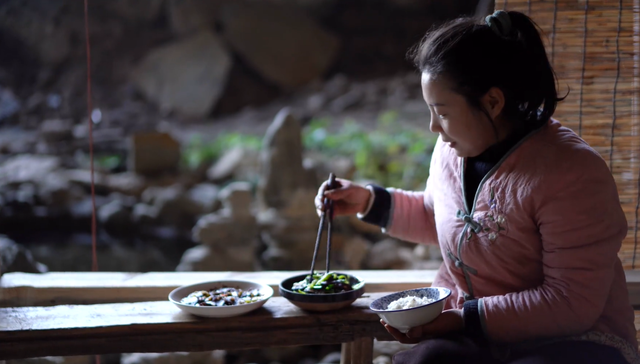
[411,11,565,128]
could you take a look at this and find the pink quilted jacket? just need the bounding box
[384,119,639,361]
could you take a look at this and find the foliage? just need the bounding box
[181,110,437,190]
[302,110,437,190]
[182,133,262,170]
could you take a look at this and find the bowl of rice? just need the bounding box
[369,287,451,333]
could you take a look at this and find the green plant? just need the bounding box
[182,133,262,170]
[96,154,123,171]
[302,110,437,190]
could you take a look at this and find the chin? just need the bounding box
[448,144,467,157]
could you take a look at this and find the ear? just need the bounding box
[481,87,506,119]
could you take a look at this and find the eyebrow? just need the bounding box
[428,103,445,107]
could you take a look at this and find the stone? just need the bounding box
[132,203,159,226]
[0,128,37,154]
[39,119,73,142]
[98,199,132,235]
[319,352,342,364]
[413,244,430,260]
[187,183,221,214]
[309,155,357,184]
[132,31,232,117]
[16,183,37,205]
[322,74,350,100]
[141,186,163,205]
[176,244,255,272]
[63,169,110,195]
[278,188,318,220]
[365,239,414,270]
[121,350,225,364]
[69,195,109,220]
[206,147,246,182]
[166,0,223,35]
[0,155,60,187]
[373,356,392,364]
[108,192,138,209]
[339,236,372,270]
[328,88,364,113]
[305,93,326,115]
[218,181,253,218]
[107,172,147,197]
[257,108,315,211]
[0,235,48,275]
[193,214,258,248]
[37,171,78,207]
[154,185,203,228]
[259,244,295,271]
[429,244,443,260]
[257,211,348,271]
[29,239,175,272]
[0,86,21,121]
[128,132,181,177]
[218,1,339,88]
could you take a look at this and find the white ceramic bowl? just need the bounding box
[369,287,451,333]
[168,280,274,318]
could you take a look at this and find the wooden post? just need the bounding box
[347,337,374,364]
[341,342,353,364]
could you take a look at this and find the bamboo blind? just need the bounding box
[493,0,640,268]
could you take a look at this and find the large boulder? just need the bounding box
[217,1,339,88]
[132,31,232,117]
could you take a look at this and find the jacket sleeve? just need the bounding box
[478,152,627,342]
[382,139,441,245]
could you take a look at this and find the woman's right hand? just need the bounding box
[314,178,372,217]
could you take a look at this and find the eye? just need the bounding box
[438,114,446,119]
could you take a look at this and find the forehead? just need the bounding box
[421,72,450,99]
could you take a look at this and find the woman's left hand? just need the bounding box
[381,309,464,344]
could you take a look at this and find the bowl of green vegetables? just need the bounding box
[279,271,365,312]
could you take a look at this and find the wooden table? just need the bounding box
[2,269,640,363]
[0,295,393,363]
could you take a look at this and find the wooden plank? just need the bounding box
[3,269,640,307]
[0,270,437,307]
[0,294,394,359]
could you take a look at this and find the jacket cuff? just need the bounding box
[357,184,392,228]
[463,299,484,339]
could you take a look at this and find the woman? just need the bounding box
[315,10,639,364]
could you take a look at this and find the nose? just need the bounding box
[429,113,441,133]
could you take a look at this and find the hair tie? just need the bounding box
[485,10,512,39]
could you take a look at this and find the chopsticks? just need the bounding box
[309,173,336,282]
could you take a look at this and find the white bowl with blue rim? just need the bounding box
[369,287,452,333]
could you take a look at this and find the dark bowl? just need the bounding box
[279,272,366,312]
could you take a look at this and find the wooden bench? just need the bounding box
[2,270,640,363]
